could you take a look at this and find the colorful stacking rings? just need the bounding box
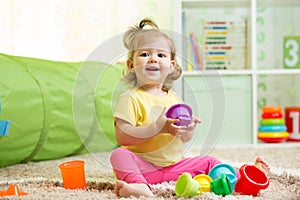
[258,106,289,143]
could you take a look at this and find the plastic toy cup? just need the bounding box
[175,172,200,197]
[235,164,269,196]
[193,174,212,193]
[0,120,11,136]
[0,184,27,197]
[208,163,237,192]
[210,173,231,196]
[59,160,86,190]
[166,104,192,126]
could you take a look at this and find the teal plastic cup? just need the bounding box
[210,173,231,196]
[208,163,237,192]
[175,172,200,197]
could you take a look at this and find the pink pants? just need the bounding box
[110,148,236,184]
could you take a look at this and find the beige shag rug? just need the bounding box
[1,144,300,199]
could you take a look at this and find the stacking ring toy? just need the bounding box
[260,119,285,125]
[261,112,282,119]
[258,132,289,138]
[258,132,289,143]
[259,125,287,132]
[262,106,282,113]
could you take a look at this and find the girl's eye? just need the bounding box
[140,53,149,57]
[158,53,166,58]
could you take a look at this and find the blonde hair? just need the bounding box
[122,18,182,92]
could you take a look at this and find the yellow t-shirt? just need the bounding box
[114,87,183,167]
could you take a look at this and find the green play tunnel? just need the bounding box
[0,53,126,167]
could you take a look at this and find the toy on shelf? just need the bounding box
[285,107,300,141]
[0,99,11,136]
[235,164,270,196]
[258,106,289,143]
[0,184,27,197]
[166,104,192,126]
[59,160,86,190]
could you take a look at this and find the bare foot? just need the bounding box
[114,180,154,198]
[255,157,270,173]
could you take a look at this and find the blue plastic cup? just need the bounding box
[208,163,237,192]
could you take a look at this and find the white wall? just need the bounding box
[0,0,174,62]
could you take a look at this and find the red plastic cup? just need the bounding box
[59,160,86,190]
[285,107,300,141]
[235,164,269,196]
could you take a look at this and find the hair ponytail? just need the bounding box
[139,18,158,29]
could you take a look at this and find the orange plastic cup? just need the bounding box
[59,160,86,190]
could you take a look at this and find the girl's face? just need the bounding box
[127,37,176,88]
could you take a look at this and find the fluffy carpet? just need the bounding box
[1,144,299,199]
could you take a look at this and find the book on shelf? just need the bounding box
[189,33,202,70]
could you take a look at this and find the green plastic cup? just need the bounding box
[210,174,231,196]
[175,172,200,197]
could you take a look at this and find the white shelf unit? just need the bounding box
[173,0,300,145]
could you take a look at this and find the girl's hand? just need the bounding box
[177,117,202,142]
[186,117,202,131]
[155,107,182,136]
[159,117,182,136]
